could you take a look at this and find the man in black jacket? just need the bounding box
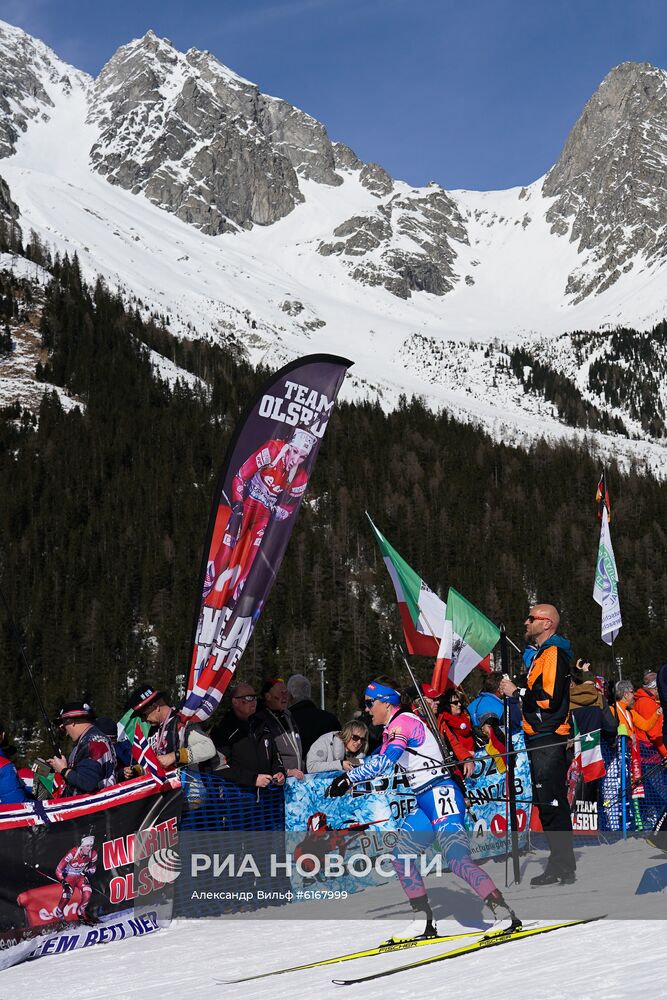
[286,674,340,759]
[211,683,285,789]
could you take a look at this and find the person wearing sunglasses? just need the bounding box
[47,702,117,797]
[325,676,520,941]
[499,603,576,887]
[125,685,216,778]
[438,688,474,757]
[306,721,369,773]
[210,683,285,789]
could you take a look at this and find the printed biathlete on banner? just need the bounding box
[0,776,181,971]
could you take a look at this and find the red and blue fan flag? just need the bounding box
[181,355,351,725]
[131,723,167,785]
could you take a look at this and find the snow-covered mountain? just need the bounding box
[1,19,666,473]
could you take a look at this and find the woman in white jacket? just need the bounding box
[306,721,368,773]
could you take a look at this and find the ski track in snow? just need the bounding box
[2,837,666,1000]
[0,916,663,1000]
[1,37,667,474]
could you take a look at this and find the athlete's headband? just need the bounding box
[365,682,401,706]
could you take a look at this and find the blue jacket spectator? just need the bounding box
[0,725,28,804]
[0,747,28,804]
[468,676,522,732]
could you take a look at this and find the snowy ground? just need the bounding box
[1,839,665,1000]
[0,915,661,1000]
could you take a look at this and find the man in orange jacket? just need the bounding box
[499,603,576,887]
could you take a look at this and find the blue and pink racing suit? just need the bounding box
[347,708,497,903]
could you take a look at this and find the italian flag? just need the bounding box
[573,717,605,782]
[368,515,445,656]
[437,587,500,687]
[118,708,150,743]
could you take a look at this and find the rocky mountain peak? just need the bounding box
[545,62,667,191]
[0,20,88,160]
[87,32,348,233]
[543,61,667,301]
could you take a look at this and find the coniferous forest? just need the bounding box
[1,257,666,745]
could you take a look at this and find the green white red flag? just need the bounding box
[573,717,605,782]
[436,587,500,687]
[367,515,445,656]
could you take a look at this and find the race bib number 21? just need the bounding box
[436,787,458,817]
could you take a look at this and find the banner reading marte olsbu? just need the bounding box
[181,354,351,725]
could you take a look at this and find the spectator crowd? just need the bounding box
[1,607,666,866]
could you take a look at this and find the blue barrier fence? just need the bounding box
[599,740,667,834]
[182,747,666,838]
[180,774,285,831]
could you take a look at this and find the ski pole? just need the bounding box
[27,864,61,884]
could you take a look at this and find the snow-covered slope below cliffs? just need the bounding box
[0,19,91,159]
[447,178,667,336]
[2,39,667,475]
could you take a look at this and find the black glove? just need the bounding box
[325,773,351,798]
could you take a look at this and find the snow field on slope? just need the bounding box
[2,38,667,474]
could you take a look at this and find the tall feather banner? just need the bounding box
[181,355,351,724]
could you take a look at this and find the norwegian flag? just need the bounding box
[131,723,167,785]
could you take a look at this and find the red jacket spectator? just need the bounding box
[634,673,667,758]
[438,688,474,756]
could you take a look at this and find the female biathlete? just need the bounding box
[326,676,521,941]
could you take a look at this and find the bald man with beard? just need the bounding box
[500,603,576,886]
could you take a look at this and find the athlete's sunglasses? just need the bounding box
[525,614,551,623]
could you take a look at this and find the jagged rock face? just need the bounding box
[543,62,667,301]
[331,143,393,196]
[0,175,22,245]
[0,21,83,160]
[257,95,341,186]
[88,32,344,233]
[332,142,363,172]
[359,162,394,197]
[319,186,468,298]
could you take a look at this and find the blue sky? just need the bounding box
[1,0,667,190]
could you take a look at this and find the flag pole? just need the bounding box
[500,624,521,886]
[611,636,621,683]
[595,468,622,683]
[399,651,467,795]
